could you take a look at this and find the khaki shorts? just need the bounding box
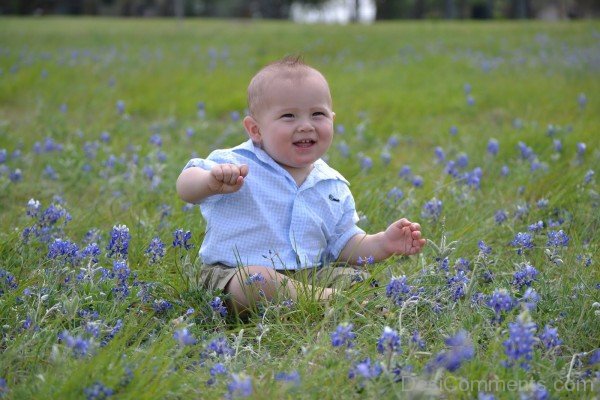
[198,262,370,293]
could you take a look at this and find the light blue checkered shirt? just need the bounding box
[183,139,364,270]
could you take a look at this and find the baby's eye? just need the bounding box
[281,113,294,119]
[312,111,326,117]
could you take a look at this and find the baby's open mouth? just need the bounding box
[293,139,316,148]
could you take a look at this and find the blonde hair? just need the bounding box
[247,56,331,117]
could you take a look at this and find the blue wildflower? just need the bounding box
[26,198,41,218]
[348,358,382,381]
[152,299,172,313]
[503,312,537,369]
[576,142,586,157]
[197,101,205,118]
[106,225,130,259]
[206,336,234,357]
[386,187,403,201]
[528,221,544,232]
[538,325,562,349]
[448,270,469,301]
[426,330,474,373]
[227,373,252,398]
[412,175,424,187]
[0,377,7,398]
[386,275,414,306]
[521,288,540,311]
[377,326,401,354]
[487,138,499,156]
[210,296,228,317]
[517,141,534,160]
[510,232,534,254]
[494,209,508,225]
[487,288,515,320]
[58,330,92,358]
[421,198,442,221]
[546,230,569,248]
[331,323,356,348]
[210,363,227,377]
[501,165,509,176]
[245,273,265,285]
[144,237,166,264]
[357,255,374,266]
[584,169,594,184]
[83,381,114,400]
[172,229,193,250]
[513,263,538,289]
[411,330,426,349]
[174,328,197,347]
[398,165,412,179]
[434,146,445,162]
[359,155,372,172]
[578,93,587,109]
[478,240,492,255]
[101,319,123,347]
[80,243,101,264]
[274,370,300,385]
[520,382,549,400]
[47,238,80,266]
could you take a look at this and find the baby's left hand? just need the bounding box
[383,218,426,256]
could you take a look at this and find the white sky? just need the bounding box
[291,0,376,24]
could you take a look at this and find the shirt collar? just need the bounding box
[232,139,349,187]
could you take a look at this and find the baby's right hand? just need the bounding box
[209,164,249,194]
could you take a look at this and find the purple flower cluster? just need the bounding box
[210,296,228,317]
[172,229,193,250]
[106,225,130,259]
[421,198,442,221]
[331,323,356,348]
[174,328,197,347]
[144,236,165,264]
[348,358,382,381]
[503,313,537,369]
[227,374,252,398]
[206,336,234,357]
[58,330,92,358]
[538,325,562,349]
[512,263,539,289]
[84,381,114,400]
[426,330,474,373]
[546,230,569,248]
[386,275,415,306]
[376,326,401,354]
[487,288,515,321]
[510,232,534,254]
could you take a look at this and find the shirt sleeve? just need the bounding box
[327,187,365,262]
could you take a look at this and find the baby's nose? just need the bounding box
[297,120,314,132]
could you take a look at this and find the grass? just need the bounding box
[0,17,599,399]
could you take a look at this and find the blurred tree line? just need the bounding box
[0,0,597,19]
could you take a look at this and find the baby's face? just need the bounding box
[250,72,334,178]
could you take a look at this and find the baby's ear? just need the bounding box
[243,116,261,142]
[331,111,336,121]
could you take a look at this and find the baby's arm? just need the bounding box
[176,163,248,204]
[338,218,426,264]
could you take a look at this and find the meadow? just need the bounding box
[0,17,599,399]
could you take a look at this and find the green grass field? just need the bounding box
[0,18,599,399]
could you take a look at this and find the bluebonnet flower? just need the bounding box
[538,325,562,349]
[357,255,374,266]
[380,151,391,165]
[553,139,562,153]
[210,296,228,317]
[519,382,549,400]
[448,271,469,301]
[387,135,399,147]
[80,243,101,264]
[445,160,459,177]
[359,155,372,172]
[536,198,549,209]
[116,100,125,115]
[42,164,58,180]
[112,260,130,284]
[197,101,205,118]
[411,330,426,349]
[454,258,470,273]
[348,358,382,381]
[174,328,197,347]
[487,288,515,320]
[26,198,41,218]
[494,209,508,225]
[464,83,471,94]
[487,138,499,156]
[210,363,227,377]
[230,111,240,122]
[501,165,509,177]
[426,330,474,373]
[58,330,92,358]
[101,319,123,347]
[152,299,172,313]
[521,288,540,311]
[336,141,350,158]
[577,254,592,268]
[412,175,424,188]
[518,142,535,160]
[421,198,442,221]
[584,169,594,185]
[503,312,537,369]
[588,349,600,365]
[0,148,6,163]
[398,165,412,179]
[386,275,414,306]
[513,263,538,289]
[377,326,401,354]
[528,221,544,232]
[144,237,166,264]
[331,323,356,348]
[274,370,300,385]
[0,268,18,294]
[510,232,534,254]
[478,392,495,400]
[206,336,234,357]
[149,134,162,147]
[172,229,193,250]
[386,187,403,201]
[478,240,492,255]
[434,146,445,162]
[106,225,130,259]
[9,168,22,182]
[336,124,345,134]
[437,257,450,272]
[0,377,7,398]
[47,238,80,266]
[578,92,587,109]
[576,142,586,157]
[83,381,114,400]
[546,230,569,248]
[456,153,469,168]
[60,103,68,113]
[467,95,475,106]
[227,373,252,398]
[245,273,265,285]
